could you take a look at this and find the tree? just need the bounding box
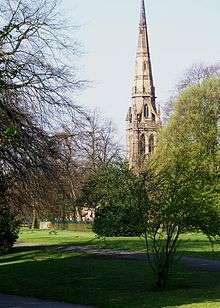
[0,0,84,125]
[0,204,20,253]
[52,111,122,222]
[83,78,220,289]
[176,63,220,93]
[80,163,148,236]
[163,63,220,120]
[145,77,220,288]
[0,0,85,221]
[0,181,20,253]
[72,111,122,172]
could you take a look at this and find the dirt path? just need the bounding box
[0,293,91,308]
[56,245,220,272]
[14,243,220,272]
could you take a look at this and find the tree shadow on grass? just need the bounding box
[16,232,220,261]
[0,250,220,308]
[0,247,65,264]
[57,236,220,260]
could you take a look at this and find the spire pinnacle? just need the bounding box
[133,0,155,103]
[140,0,146,27]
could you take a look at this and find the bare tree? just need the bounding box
[163,63,220,121]
[76,111,122,171]
[0,0,85,126]
[52,111,122,222]
[57,110,121,172]
[176,63,220,93]
[0,0,86,222]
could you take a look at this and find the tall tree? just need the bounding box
[145,77,220,288]
[54,111,122,222]
[85,78,220,289]
[0,0,85,223]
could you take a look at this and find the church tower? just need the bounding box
[126,0,161,169]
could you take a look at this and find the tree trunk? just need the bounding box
[155,261,169,290]
[31,207,39,229]
[156,270,168,289]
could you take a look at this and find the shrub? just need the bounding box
[93,204,145,237]
[0,206,20,253]
[81,163,149,237]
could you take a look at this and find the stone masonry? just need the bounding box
[126,0,161,169]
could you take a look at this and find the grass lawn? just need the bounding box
[0,248,220,308]
[18,229,220,260]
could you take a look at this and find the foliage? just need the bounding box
[163,62,220,119]
[80,163,148,236]
[93,204,144,237]
[80,78,220,289]
[0,197,20,253]
[144,77,220,288]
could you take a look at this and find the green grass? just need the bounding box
[18,229,94,245]
[0,248,219,307]
[18,229,220,260]
[2,230,220,307]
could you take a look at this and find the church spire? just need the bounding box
[126,0,160,169]
[133,0,155,106]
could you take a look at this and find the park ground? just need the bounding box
[0,229,219,308]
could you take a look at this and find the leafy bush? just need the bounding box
[93,204,145,237]
[81,163,149,237]
[0,206,20,253]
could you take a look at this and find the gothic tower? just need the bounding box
[126,0,161,168]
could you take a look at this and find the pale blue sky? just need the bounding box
[62,0,220,140]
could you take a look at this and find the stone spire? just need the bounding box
[133,0,155,110]
[126,0,161,169]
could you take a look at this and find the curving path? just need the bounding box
[56,245,220,272]
[0,293,91,308]
[15,242,220,271]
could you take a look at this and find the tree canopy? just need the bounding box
[83,78,220,289]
